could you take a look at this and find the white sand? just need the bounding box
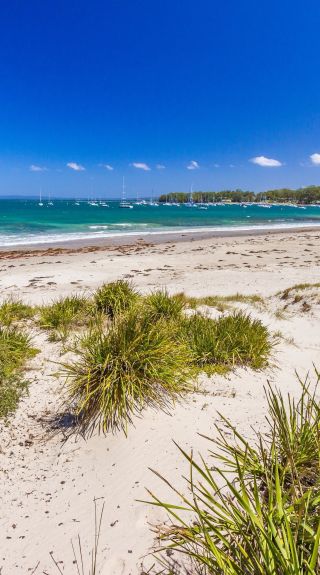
[0,230,320,574]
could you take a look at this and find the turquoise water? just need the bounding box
[0,199,320,247]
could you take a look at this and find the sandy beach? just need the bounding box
[1,229,320,574]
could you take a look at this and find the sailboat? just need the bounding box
[88,197,99,206]
[38,188,43,206]
[163,193,172,206]
[87,187,99,205]
[99,194,109,206]
[186,184,195,207]
[198,193,208,209]
[48,192,53,206]
[134,190,146,205]
[149,188,159,206]
[120,177,133,208]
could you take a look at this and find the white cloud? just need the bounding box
[131,162,151,171]
[101,164,114,171]
[213,163,220,168]
[29,164,47,172]
[187,160,200,170]
[156,164,166,170]
[67,162,85,171]
[310,153,320,165]
[250,155,282,167]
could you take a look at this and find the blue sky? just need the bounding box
[1,0,320,197]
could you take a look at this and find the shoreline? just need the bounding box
[0,223,320,257]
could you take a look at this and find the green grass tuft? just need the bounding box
[0,298,35,326]
[39,294,90,341]
[62,307,193,436]
[0,326,38,418]
[144,289,186,322]
[181,310,273,372]
[93,280,138,318]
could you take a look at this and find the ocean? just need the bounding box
[0,199,320,247]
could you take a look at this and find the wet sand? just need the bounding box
[0,223,320,257]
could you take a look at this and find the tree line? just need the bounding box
[158,186,320,205]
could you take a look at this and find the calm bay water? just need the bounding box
[0,199,320,247]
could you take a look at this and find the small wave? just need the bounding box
[1,220,320,247]
[89,225,109,229]
[112,223,150,228]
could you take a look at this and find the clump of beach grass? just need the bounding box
[58,285,274,436]
[62,306,193,436]
[93,279,139,318]
[61,300,274,435]
[0,326,38,418]
[0,297,35,326]
[147,370,320,574]
[39,294,90,341]
[144,289,186,322]
[181,310,273,373]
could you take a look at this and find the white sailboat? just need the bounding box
[38,188,43,206]
[134,190,146,205]
[99,193,109,206]
[198,192,207,209]
[163,193,172,206]
[149,189,159,206]
[186,184,195,207]
[120,177,133,208]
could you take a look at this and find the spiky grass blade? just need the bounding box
[146,371,320,574]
